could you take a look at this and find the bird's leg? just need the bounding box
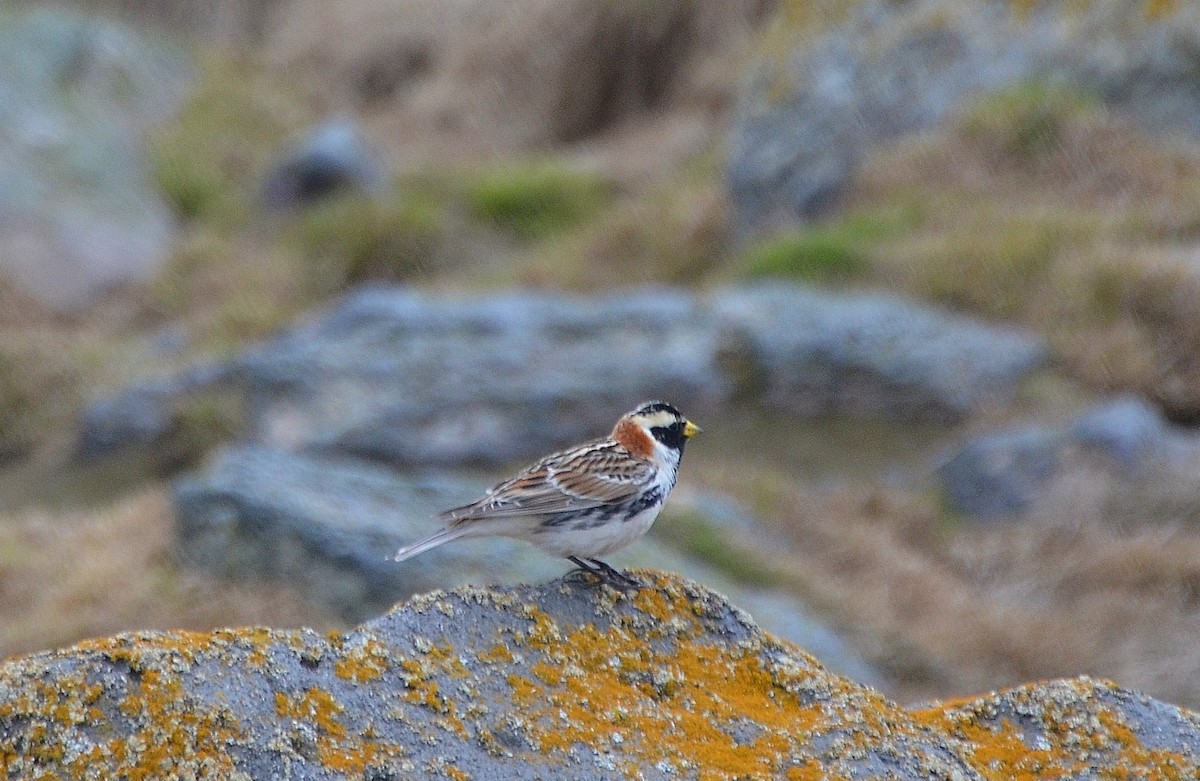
[564,557,640,589]
[588,558,642,589]
[565,556,604,584]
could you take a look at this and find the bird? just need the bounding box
[391,401,700,587]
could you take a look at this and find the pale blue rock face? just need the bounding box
[0,7,190,311]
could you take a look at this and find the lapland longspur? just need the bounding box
[392,401,699,587]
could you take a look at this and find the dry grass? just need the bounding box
[853,93,1200,420]
[507,179,730,290]
[0,490,342,661]
[268,0,770,158]
[697,459,1200,709]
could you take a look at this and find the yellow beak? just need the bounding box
[683,420,701,439]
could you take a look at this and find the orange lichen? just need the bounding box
[913,678,1196,781]
[479,643,515,664]
[273,687,407,774]
[496,575,847,779]
[332,636,389,683]
[25,646,246,781]
[530,660,563,685]
[2,572,1198,779]
[397,657,470,739]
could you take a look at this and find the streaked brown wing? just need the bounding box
[436,440,654,523]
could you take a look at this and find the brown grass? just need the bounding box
[696,458,1200,709]
[269,0,770,157]
[854,99,1200,420]
[0,490,342,661]
[507,179,730,290]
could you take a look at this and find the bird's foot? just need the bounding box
[566,557,641,591]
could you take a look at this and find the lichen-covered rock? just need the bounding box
[2,572,1197,780]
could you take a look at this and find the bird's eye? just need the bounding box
[648,419,690,450]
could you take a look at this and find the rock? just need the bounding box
[78,283,1045,464]
[937,428,1063,520]
[171,445,881,685]
[938,397,1200,519]
[75,363,234,460]
[78,285,723,463]
[1068,396,1173,471]
[714,284,1047,420]
[171,445,565,621]
[0,7,188,311]
[728,587,885,689]
[2,572,1196,779]
[728,0,1200,232]
[261,118,384,209]
[910,676,1200,778]
[238,286,724,465]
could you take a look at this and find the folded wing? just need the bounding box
[436,441,654,523]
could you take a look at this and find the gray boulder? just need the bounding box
[2,572,1196,779]
[714,284,1047,420]
[262,117,385,209]
[1068,396,1175,470]
[234,285,725,465]
[728,0,1200,232]
[938,397,1200,519]
[937,428,1062,520]
[75,362,235,459]
[172,445,565,621]
[79,283,1046,464]
[0,7,188,310]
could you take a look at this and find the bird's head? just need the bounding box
[613,400,700,461]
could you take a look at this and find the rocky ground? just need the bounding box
[3,2,1200,775]
[3,572,1197,780]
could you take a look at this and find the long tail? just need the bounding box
[391,525,473,562]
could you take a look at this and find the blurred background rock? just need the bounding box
[4,0,1200,710]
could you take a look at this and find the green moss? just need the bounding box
[465,162,612,240]
[737,208,914,282]
[284,190,447,296]
[148,52,310,227]
[169,388,247,459]
[960,80,1098,164]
